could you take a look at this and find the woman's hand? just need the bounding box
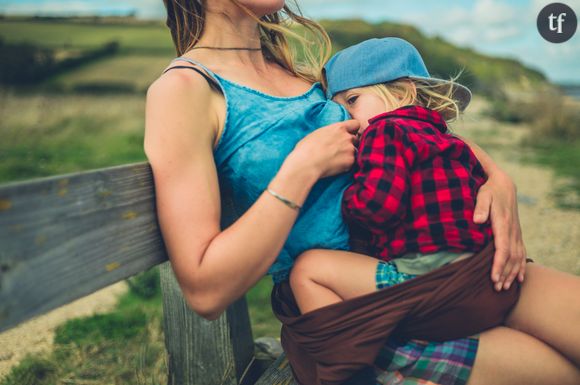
[286,119,360,179]
[474,169,527,292]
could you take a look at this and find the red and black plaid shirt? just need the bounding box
[342,105,492,261]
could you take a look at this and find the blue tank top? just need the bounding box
[170,57,353,283]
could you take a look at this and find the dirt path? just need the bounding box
[0,282,128,379]
[0,97,578,381]
[456,96,580,275]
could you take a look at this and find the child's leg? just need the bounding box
[289,249,380,314]
[503,263,580,367]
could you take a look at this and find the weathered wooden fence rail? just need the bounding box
[0,161,295,385]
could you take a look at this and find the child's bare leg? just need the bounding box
[289,249,380,314]
[503,263,580,366]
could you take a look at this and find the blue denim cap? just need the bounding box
[323,37,472,111]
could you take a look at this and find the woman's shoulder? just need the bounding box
[145,64,222,155]
[148,62,216,102]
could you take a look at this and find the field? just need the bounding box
[0,18,173,53]
[0,15,578,385]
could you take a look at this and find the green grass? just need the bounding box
[0,268,280,385]
[247,276,282,338]
[484,85,580,209]
[0,19,174,55]
[0,90,147,183]
[43,54,173,93]
[521,140,580,210]
[0,268,167,385]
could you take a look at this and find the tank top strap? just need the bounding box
[168,56,227,96]
[170,57,218,81]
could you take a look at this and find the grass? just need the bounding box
[0,269,167,385]
[43,54,173,93]
[0,18,173,55]
[520,140,580,210]
[0,89,147,183]
[485,87,580,209]
[247,277,282,338]
[0,269,280,385]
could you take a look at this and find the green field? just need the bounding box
[44,54,173,93]
[0,18,173,54]
[0,90,147,183]
[0,16,558,186]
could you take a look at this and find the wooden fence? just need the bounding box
[0,161,296,385]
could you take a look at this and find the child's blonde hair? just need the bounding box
[366,72,464,122]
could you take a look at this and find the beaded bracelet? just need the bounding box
[266,188,302,211]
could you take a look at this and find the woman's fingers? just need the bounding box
[502,198,526,289]
[491,213,512,291]
[342,119,360,134]
[473,185,492,224]
[474,185,508,289]
[518,249,527,283]
[503,256,521,290]
[477,171,528,291]
[513,204,527,284]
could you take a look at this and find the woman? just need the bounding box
[144,1,580,384]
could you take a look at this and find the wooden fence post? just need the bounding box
[159,186,255,385]
[160,265,255,385]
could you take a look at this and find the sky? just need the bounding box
[0,0,578,83]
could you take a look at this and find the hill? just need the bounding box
[320,19,548,95]
[0,15,550,95]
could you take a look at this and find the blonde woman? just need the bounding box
[144,1,580,384]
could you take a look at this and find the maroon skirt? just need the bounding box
[271,242,521,385]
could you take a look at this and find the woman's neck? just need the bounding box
[196,6,268,69]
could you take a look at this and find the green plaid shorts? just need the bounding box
[376,260,418,290]
[373,260,479,384]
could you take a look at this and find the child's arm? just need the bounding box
[342,122,414,234]
[289,249,380,314]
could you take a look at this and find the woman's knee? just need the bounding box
[502,263,580,366]
[504,263,580,334]
[467,326,580,385]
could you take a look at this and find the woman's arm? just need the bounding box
[455,134,527,291]
[144,70,359,320]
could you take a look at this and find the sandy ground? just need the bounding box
[0,282,128,379]
[0,97,578,380]
[454,96,580,275]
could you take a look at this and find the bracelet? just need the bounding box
[266,188,302,211]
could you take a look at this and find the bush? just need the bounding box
[528,97,580,143]
[0,38,120,86]
[486,91,533,124]
[486,86,580,142]
[0,355,58,385]
[54,309,148,346]
[127,266,161,300]
[71,81,136,94]
[0,37,55,85]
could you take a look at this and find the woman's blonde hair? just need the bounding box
[162,0,331,83]
[367,72,465,122]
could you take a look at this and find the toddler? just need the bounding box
[290,37,493,314]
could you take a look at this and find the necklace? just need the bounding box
[191,46,262,51]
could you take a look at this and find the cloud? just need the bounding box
[413,0,527,45]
